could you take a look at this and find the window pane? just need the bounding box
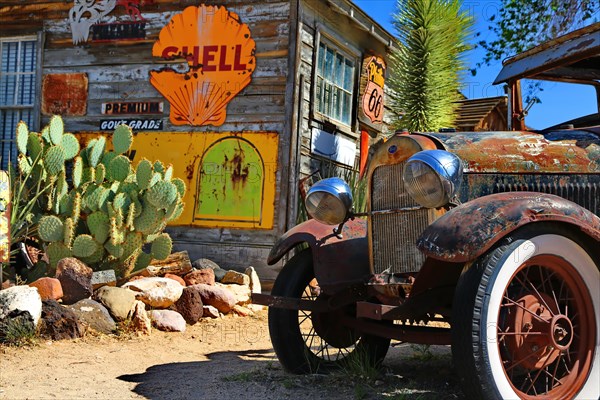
[0,110,18,170]
[0,75,16,106]
[325,48,334,77]
[21,41,36,72]
[314,40,354,125]
[316,77,323,114]
[317,43,325,75]
[341,92,351,124]
[344,60,354,91]
[1,42,18,73]
[18,74,35,105]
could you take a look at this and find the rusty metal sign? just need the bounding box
[69,0,151,44]
[101,102,163,115]
[149,5,256,127]
[0,171,10,264]
[42,73,88,116]
[360,56,386,125]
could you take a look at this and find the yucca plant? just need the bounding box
[389,0,473,132]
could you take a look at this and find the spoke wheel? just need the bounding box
[452,224,599,400]
[268,249,390,373]
[498,255,595,398]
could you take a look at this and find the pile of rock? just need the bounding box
[0,252,263,341]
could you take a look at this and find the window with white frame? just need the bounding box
[0,37,38,170]
[315,41,355,126]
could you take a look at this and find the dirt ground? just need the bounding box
[0,311,464,400]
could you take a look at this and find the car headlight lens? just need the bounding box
[305,177,353,225]
[402,150,463,208]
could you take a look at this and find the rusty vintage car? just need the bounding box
[253,23,600,399]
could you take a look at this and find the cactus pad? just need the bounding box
[163,164,173,181]
[112,125,133,154]
[61,133,80,160]
[147,181,178,209]
[107,155,131,182]
[63,217,75,247]
[121,232,143,261]
[17,154,32,175]
[104,241,124,258]
[172,178,186,197]
[134,203,165,234]
[72,156,83,188]
[46,242,72,268]
[151,233,172,260]
[39,215,64,242]
[88,136,106,167]
[136,159,153,190]
[48,115,64,145]
[27,132,43,160]
[82,167,95,185]
[149,172,161,188]
[153,160,164,173]
[87,211,110,243]
[95,163,106,184]
[135,251,153,270]
[16,121,29,154]
[72,234,97,258]
[44,145,65,176]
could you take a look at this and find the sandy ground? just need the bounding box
[0,311,464,400]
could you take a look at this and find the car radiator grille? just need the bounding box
[491,178,600,216]
[370,162,433,274]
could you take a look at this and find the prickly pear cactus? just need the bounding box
[14,115,186,277]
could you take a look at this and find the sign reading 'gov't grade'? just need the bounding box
[149,5,256,127]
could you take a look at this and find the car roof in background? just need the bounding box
[493,22,600,85]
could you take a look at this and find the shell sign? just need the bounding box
[150,5,256,126]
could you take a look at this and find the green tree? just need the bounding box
[477,0,598,68]
[389,0,473,132]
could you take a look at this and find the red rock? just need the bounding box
[165,273,186,287]
[174,286,203,324]
[189,284,236,314]
[55,258,93,305]
[29,277,63,301]
[184,269,215,286]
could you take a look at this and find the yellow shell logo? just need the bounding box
[149,5,256,126]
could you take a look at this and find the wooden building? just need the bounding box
[0,0,397,281]
[454,96,508,132]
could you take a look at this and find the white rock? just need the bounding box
[0,285,42,326]
[217,282,251,305]
[123,277,183,308]
[148,309,186,332]
[244,267,261,294]
[202,305,220,318]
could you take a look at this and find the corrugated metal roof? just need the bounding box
[454,96,507,130]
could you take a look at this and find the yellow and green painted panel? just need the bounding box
[77,131,278,229]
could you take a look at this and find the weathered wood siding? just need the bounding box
[292,0,397,219]
[1,0,295,280]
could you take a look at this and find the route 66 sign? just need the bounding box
[360,56,386,125]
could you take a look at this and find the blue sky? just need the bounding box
[353,0,598,130]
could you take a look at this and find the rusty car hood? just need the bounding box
[425,130,600,173]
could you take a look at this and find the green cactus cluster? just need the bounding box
[15,116,186,276]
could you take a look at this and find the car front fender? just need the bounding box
[417,192,600,263]
[268,218,370,287]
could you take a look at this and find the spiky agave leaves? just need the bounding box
[389,0,473,132]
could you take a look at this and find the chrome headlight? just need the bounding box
[402,150,463,208]
[305,177,353,225]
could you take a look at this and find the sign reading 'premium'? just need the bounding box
[149,5,256,127]
[101,102,163,115]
